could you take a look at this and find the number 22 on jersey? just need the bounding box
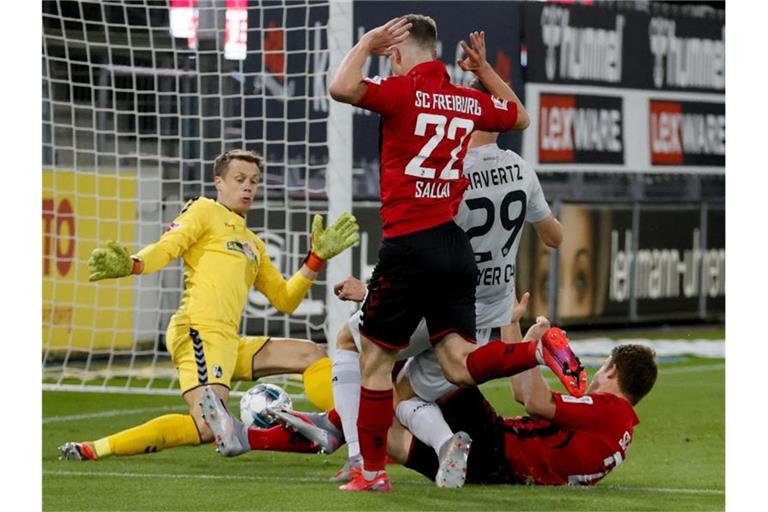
[404,113,474,180]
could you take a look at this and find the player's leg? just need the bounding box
[395,356,457,453]
[244,336,333,411]
[435,328,585,394]
[340,234,422,491]
[59,325,234,460]
[420,388,513,486]
[58,407,204,461]
[196,335,325,457]
[348,337,397,483]
[330,317,363,481]
[395,357,471,488]
[386,417,414,465]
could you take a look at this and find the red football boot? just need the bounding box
[339,471,392,492]
[540,327,587,396]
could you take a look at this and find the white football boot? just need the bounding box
[200,385,250,457]
[435,431,472,488]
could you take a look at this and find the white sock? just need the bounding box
[395,397,453,457]
[332,349,361,459]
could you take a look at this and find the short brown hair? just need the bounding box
[213,149,265,177]
[610,344,658,405]
[403,14,437,51]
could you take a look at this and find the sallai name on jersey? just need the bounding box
[466,164,524,191]
[415,180,451,199]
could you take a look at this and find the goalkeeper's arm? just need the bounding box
[88,199,207,282]
[254,213,359,313]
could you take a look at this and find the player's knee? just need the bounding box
[435,346,474,386]
[443,367,474,387]
[440,357,474,387]
[359,346,394,380]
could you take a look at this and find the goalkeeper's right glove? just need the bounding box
[88,241,138,282]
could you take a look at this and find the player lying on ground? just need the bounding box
[327,91,563,482]
[237,316,657,488]
[329,14,539,491]
[58,149,359,461]
[391,340,657,486]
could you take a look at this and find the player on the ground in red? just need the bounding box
[247,313,654,488]
[328,14,581,492]
[390,333,658,486]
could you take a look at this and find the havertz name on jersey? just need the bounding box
[466,164,524,191]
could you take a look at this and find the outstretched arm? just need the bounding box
[89,199,208,281]
[329,17,412,105]
[457,31,530,130]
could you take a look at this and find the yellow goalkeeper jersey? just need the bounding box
[135,197,313,332]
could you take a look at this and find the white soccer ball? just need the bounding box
[239,383,293,428]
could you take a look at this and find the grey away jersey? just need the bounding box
[455,143,551,329]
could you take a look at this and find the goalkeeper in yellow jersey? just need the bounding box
[58,149,359,461]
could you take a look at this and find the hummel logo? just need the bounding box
[224,222,237,230]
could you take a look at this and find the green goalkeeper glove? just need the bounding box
[310,212,360,262]
[88,241,135,282]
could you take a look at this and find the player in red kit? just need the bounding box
[328,15,584,492]
[389,336,658,486]
[247,318,654,488]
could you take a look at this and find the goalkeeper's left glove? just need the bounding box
[305,213,360,271]
[88,241,139,282]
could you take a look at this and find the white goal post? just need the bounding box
[42,0,353,396]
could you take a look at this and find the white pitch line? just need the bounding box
[44,366,724,423]
[599,485,724,496]
[659,364,725,375]
[42,470,724,495]
[42,406,186,424]
[479,364,724,391]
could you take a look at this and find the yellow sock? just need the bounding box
[93,414,201,458]
[303,356,334,411]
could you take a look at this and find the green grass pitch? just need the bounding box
[42,356,724,510]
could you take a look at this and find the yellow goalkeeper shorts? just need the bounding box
[166,322,269,394]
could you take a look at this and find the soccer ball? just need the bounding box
[239,383,293,428]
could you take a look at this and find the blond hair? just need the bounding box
[213,149,265,177]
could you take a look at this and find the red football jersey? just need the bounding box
[357,60,518,238]
[502,392,640,485]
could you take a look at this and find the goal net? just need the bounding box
[42,0,352,396]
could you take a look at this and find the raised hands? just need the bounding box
[311,212,360,261]
[360,17,413,55]
[457,30,489,73]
